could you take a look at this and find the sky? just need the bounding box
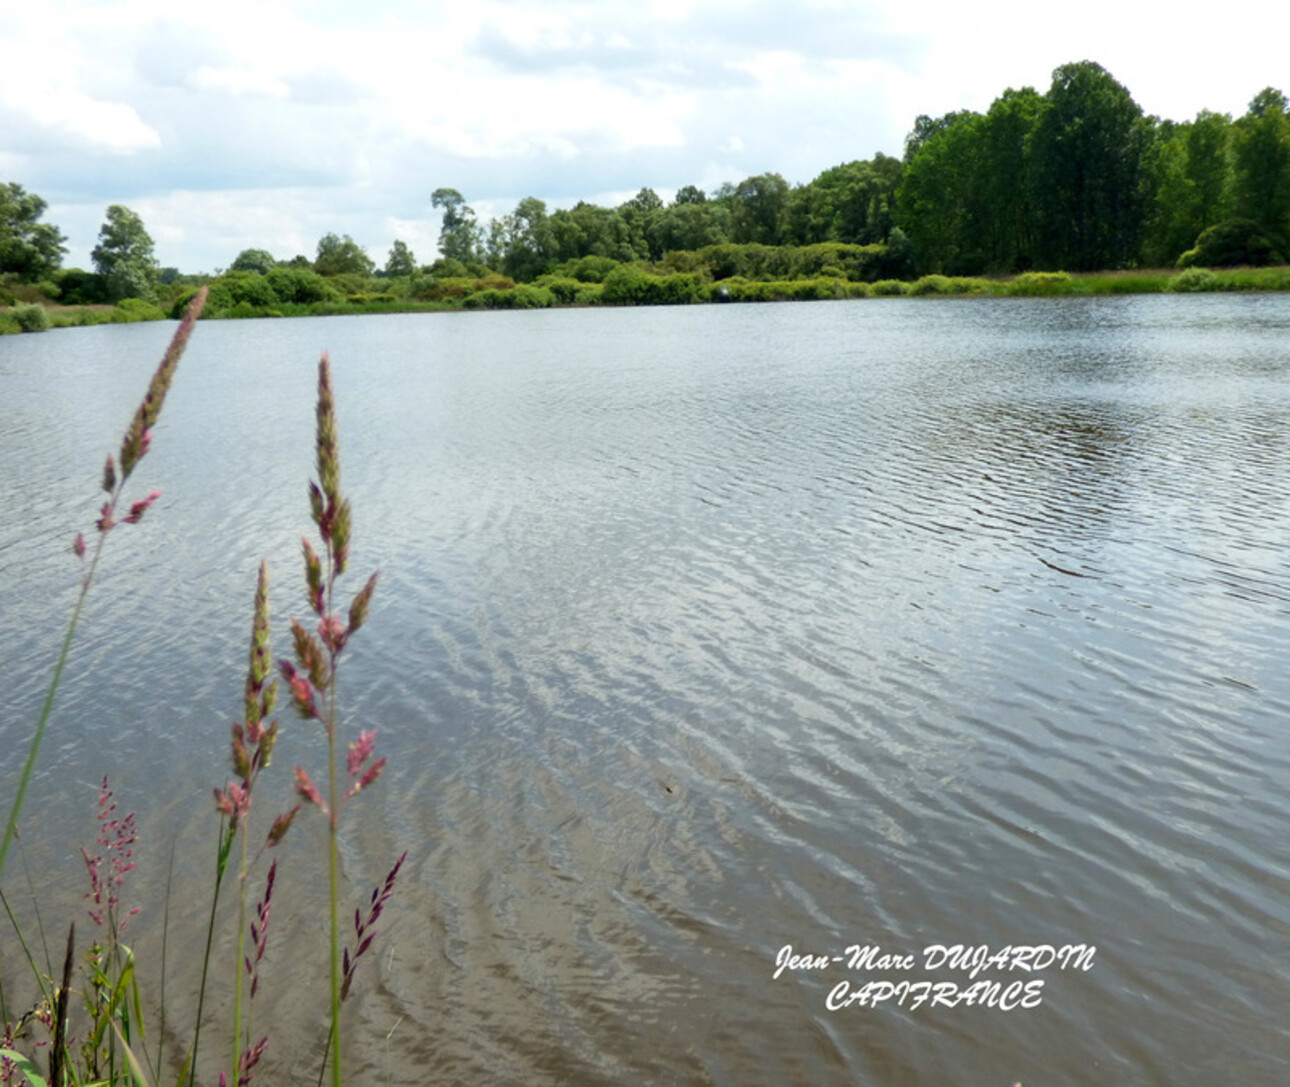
[3,0,1288,274]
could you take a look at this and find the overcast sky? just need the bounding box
[3,0,1288,273]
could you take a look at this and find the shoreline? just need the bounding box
[4,265,1290,334]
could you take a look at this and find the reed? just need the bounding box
[280,353,388,1087]
[0,286,208,888]
[1,309,406,1087]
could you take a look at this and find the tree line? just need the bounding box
[444,62,1288,280]
[3,60,1288,307]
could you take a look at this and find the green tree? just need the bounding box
[432,188,482,264]
[618,188,665,258]
[1186,111,1235,231]
[0,182,67,281]
[896,89,1043,275]
[787,155,903,246]
[729,173,790,245]
[488,197,556,281]
[648,201,731,254]
[1029,61,1152,270]
[896,111,983,273]
[384,239,416,277]
[230,247,277,274]
[1142,111,1234,265]
[314,233,375,277]
[674,185,707,205]
[91,204,158,300]
[974,88,1043,270]
[903,110,977,164]
[548,201,640,263]
[1232,88,1290,247]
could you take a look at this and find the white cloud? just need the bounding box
[0,13,162,154]
[188,66,291,100]
[15,90,162,153]
[6,0,1290,271]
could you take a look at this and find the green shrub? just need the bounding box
[1166,267,1220,292]
[650,273,703,305]
[711,278,775,302]
[83,308,113,326]
[425,256,470,278]
[13,302,51,332]
[462,288,507,310]
[320,271,370,297]
[207,281,237,314]
[782,277,848,301]
[1008,271,1073,296]
[601,265,652,304]
[112,297,167,322]
[53,267,110,305]
[464,285,552,309]
[536,275,584,304]
[878,227,916,280]
[910,275,954,295]
[567,255,621,283]
[602,267,703,305]
[871,279,910,296]
[265,266,336,304]
[1178,219,1284,268]
[512,285,554,308]
[951,276,993,295]
[226,272,280,308]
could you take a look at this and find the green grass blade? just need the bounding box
[86,950,135,1054]
[110,1019,151,1087]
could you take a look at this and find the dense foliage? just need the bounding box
[0,182,66,281]
[92,204,159,301]
[898,63,1290,275]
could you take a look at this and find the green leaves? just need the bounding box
[91,205,159,303]
[0,181,67,282]
[0,1049,48,1087]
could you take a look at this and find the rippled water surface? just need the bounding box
[3,294,1290,1085]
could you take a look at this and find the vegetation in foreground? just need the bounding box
[1,290,405,1086]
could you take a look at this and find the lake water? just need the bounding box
[3,294,1290,1085]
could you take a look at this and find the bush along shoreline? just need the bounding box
[4,256,1290,334]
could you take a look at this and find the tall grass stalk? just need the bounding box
[4,319,407,1087]
[0,287,208,887]
[192,559,293,1087]
[282,354,383,1087]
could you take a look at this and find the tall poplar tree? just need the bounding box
[1232,88,1290,247]
[1029,61,1151,270]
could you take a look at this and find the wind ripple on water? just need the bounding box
[5,299,1290,1083]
